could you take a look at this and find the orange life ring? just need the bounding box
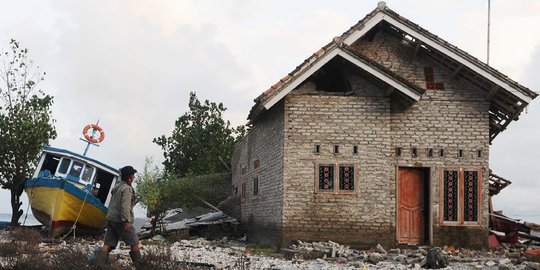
[83,124,105,143]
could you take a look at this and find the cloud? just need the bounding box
[24,1,258,168]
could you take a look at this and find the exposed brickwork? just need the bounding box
[433,226,489,249]
[281,80,395,248]
[231,102,285,246]
[233,29,490,248]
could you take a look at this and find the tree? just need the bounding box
[153,92,244,177]
[137,158,230,234]
[0,39,56,225]
[136,158,173,235]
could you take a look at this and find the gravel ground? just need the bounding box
[77,237,540,269]
[2,228,540,269]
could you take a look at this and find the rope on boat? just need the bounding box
[22,180,38,226]
[61,187,91,240]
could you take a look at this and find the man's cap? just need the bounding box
[120,166,137,177]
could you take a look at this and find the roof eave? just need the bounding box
[262,46,422,111]
[342,9,535,105]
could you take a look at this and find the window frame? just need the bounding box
[56,157,71,176]
[56,158,96,185]
[253,176,259,197]
[241,181,247,202]
[314,163,357,194]
[439,167,483,226]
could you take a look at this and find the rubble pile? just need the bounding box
[4,227,540,269]
[280,240,540,269]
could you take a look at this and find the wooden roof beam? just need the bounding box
[413,41,422,58]
[486,85,500,100]
[451,64,463,79]
[492,95,519,114]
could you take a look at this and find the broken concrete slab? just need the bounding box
[426,247,449,269]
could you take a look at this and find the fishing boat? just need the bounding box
[24,124,120,237]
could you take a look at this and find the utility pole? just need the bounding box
[487,0,491,65]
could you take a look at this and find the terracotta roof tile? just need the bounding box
[313,48,325,57]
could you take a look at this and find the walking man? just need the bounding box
[100,165,142,267]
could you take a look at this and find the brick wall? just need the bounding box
[279,30,490,248]
[353,30,490,247]
[281,80,395,248]
[235,28,490,248]
[231,101,285,246]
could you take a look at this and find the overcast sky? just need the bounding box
[0,0,539,223]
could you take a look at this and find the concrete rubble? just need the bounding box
[277,239,540,269]
[3,227,540,269]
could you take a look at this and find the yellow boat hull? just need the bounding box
[25,178,107,237]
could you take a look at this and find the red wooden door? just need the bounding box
[398,168,425,244]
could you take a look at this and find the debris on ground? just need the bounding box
[4,225,540,269]
[139,207,241,240]
[279,239,540,269]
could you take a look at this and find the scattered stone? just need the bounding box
[368,252,385,264]
[526,262,540,270]
[445,245,456,254]
[376,243,387,254]
[508,252,522,259]
[150,234,167,242]
[499,264,516,270]
[426,247,449,269]
[4,228,540,270]
[499,258,512,266]
[419,258,427,267]
[393,254,407,263]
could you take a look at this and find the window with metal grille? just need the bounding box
[441,168,482,224]
[463,171,479,222]
[338,166,354,191]
[442,170,458,222]
[317,164,356,193]
[318,165,334,192]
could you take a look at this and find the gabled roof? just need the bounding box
[248,2,538,141]
[248,39,425,123]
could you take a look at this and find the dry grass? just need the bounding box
[9,227,43,245]
[0,228,214,270]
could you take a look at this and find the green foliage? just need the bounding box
[137,159,233,234]
[0,39,56,225]
[153,92,244,177]
[136,158,173,234]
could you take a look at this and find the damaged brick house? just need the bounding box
[231,2,537,248]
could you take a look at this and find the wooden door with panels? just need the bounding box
[397,167,428,244]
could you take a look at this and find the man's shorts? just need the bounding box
[104,221,139,247]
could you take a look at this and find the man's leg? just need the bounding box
[122,223,143,267]
[129,244,142,268]
[98,222,119,263]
